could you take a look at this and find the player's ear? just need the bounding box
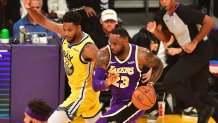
[77,25,82,31]
[124,37,129,44]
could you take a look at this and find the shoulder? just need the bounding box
[13,18,25,26]
[81,43,99,62]
[96,46,110,68]
[175,4,205,21]
[84,42,97,51]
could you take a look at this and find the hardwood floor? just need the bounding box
[72,115,216,123]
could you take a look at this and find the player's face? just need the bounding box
[109,34,127,56]
[100,19,117,35]
[63,22,81,43]
[30,0,42,12]
[160,0,176,11]
[23,113,33,123]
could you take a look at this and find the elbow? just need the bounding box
[153,57,164,71]
[204,15,215,29]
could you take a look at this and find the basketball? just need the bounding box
[131,85,156,110]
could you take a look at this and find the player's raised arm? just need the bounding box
[138,47,163,85]
[23,0,64,36]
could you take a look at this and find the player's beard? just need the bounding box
[113,47,125,56]
[67,35,76,44]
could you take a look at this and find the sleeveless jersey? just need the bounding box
[107,44,141,101]
[60,33,101,112]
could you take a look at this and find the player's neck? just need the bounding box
[116,44,130,61]
[167,2,179,16]
[71,32,84,44]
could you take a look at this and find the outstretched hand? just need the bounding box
[23,0,31,9]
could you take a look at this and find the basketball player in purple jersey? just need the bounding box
[92,26,164,123]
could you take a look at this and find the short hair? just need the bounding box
[62,10,81,25]
[111,26,130,39]
[27,98,53,119]
[31,0,43,6]
[153,10,164,25]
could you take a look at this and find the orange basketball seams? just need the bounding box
[131,86,156,110]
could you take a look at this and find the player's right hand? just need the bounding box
[146,21,157,33]
[23,0,31,9]
[142,68,152,83]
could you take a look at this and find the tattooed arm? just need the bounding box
[95,47,110,69]
[138,46,163,84]
[92,47,119,91]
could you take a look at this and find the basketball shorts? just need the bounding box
[96,100,145,123]
[58,93,102,120]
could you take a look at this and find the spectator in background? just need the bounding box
[90,9,118,49]
[13,0,59,39]
[66,0,103,34]
[24,98,53,123]
[20,0,68,20]
[47,0,68,20]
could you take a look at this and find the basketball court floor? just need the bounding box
[72,115,216,123]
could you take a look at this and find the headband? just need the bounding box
[25,107,49,121]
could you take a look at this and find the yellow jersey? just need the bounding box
[60,33,102,118]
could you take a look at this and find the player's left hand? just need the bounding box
[142,68,152,83]
[105,73,119,87]
[182,41,197,54]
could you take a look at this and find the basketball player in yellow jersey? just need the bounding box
[23,0,102,122]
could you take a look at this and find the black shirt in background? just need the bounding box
[90,25,109,49]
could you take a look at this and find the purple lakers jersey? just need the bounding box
[107,44,141,101]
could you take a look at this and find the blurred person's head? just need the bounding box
[100,9,118,35]
[30,0,42,12]
[159,0,177,12]
[62,11,82,43]
[24,98,53,123]
[153,10,164,31]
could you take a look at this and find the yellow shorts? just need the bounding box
[60,91,102,119]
